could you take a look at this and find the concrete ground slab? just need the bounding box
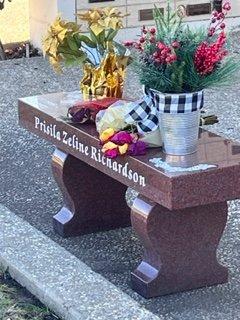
[0,204,161,320]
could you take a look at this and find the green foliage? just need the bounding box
[58,34,90,67]
[74,33,97,48]
[153,1,183,44]
[106,29,118,41]
[57,27,127,67]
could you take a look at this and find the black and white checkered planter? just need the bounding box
[156,89,204,155]
[125,87,204,155]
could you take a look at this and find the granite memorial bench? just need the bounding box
[18,91,240,298]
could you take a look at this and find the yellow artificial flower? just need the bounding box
[101,7,124,30]
[100,128,115,142]
[118,143,129,155]
[102,141,129,156]
[78,7,127,36]
[43,17,67,56]
[42,16,79,72]
[78,8,102,24]
[102,141,118,152]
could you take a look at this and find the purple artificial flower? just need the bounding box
[110,131,133,145]
[128,141,147,156]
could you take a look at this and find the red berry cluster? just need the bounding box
[124,25,180,66]
[152,41,179,64]
[194,1,231,75]
[194,31,227,75]
[124,24,180,65]
[124,40,135,47]
[208,1,231,37]
[124,25,156,51]
[140,25,157,45]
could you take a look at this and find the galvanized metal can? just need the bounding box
[159,110,201,155]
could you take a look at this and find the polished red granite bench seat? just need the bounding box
[18,92,240,298]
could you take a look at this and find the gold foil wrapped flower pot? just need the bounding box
[80,52,128,100]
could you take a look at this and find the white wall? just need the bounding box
[29,0,75,49]
[30,0,240,49]
[115,16,240,44]
[57,0,76,21]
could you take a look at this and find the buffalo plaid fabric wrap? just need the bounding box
[125,87,204,133]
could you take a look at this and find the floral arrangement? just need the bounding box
[100,128,146,158]
[125,1,239,93]
[42,7,130,99]
[43,3,235,159]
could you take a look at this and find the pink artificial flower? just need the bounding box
[128,141,147,156]
[104,149,119,159]
[110,131,133,145]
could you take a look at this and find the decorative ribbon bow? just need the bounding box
[125,86,204,134]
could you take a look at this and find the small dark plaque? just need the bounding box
[139,9,154,21]
[139,8,164,21]
[186,3,212,16]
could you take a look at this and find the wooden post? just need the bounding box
[0,0,13,60]
[0,40,6,60]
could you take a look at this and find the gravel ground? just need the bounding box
[1,56,240,320]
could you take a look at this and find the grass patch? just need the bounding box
[0,268,60,320]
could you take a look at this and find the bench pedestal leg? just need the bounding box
[51,148,131,237]
[131,195,228,298]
